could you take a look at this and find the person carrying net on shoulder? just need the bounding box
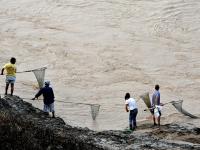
[1,57,17,96]
[32,81,55,118]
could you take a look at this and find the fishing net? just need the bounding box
[140,92,151,108]
[171,100,198,118]
[55,100,100,120]
[17,67,47,89]
[90,104,100,120]
[32,67,47,88]
[171,100,183,112]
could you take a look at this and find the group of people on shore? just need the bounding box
[125,84,161,131]
[1,57,162,129]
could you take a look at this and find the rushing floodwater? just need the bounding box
[0,0,200,130]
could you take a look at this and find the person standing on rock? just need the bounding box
[125,93,138,131]
[1,57,17,96]
[32,81,55,118]
[151,84,161,126]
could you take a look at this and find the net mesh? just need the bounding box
[32,67,47,88]
[171,100,198,118]
[140,92,151,108]
[90,104,100,120]
[171,100,183,112]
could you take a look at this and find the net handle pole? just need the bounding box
[17,70,32,73]
[17,67,47,74]
[22,98,99,107]
[143,100,182,111]
[56,100,96,106]
[21,97,100,120]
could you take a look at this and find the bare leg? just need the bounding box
[11,83,14,96]
[5,83,9,95]
[153,115,157,125]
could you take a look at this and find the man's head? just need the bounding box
[10,57,16,64]
[125,93,130,100]
[155,84,160,91]
[45,81,50,87]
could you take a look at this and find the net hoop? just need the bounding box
[16,67,47,89]
[140,92,151,108]
[171,100,198,118]
[90,104,100,120]
[32,67,47,88]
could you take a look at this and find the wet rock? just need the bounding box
[0,95,200,150]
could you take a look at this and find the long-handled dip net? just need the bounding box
[18,66,100,120]
[56,101,100,120]
[24,98,101,120]
[140,92,151,109]
[90,104,100,120]
[140,92,198,118]
[32,67,46,88]
[17,67,47,88]
[171,100,199,118]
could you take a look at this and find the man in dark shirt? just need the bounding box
[32,81,55,118]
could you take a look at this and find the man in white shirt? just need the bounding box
[125,93,138,131]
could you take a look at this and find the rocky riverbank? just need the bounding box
[0,95,200,150]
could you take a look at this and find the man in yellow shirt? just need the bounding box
[1,57,16,96]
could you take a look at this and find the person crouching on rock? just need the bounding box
[125,93,138,131]
[32,81,55,118]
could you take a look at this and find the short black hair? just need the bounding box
[125,93,130,100]
[10,57,16,64]
[155,84,159,90]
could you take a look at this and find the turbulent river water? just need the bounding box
[0,0,200,130]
